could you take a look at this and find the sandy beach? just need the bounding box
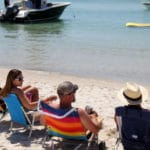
[0,68,150,150]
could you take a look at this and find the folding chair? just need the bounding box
[38,100,100,150]
[115,106,150,150]
[3,93,38,137]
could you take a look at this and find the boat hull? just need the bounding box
[142,2,150,10]
[0,2,71,23]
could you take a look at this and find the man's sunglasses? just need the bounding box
[65,91,75,96]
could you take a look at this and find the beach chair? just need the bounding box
[3,93,38,137]
[38,100,101,150]
[114,106,150,150]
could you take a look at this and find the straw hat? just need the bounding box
[117,82,148,105]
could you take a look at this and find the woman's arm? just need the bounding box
[12,88,37,110]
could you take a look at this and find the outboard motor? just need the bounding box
[4,0,10,8]
[5,5,19,20]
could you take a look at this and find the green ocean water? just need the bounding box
[0,0,150,85]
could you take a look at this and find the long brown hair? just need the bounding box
[0,69,22,97]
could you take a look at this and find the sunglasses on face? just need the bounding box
[15,77,24,81]
[65,91,75,96]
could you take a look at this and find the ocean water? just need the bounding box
[0,0,150,85]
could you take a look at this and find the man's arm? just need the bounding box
[78,108,103,134]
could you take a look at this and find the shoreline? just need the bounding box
[0,67,150,149]
[0,67,124,88]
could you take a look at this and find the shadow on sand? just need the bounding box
[0,114,46,148]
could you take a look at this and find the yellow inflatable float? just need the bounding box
[126,22,150,27]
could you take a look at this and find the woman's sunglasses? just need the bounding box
[15,77,24,81]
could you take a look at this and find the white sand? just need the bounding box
[0,68,150,150]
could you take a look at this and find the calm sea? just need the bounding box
[0,0,150,85]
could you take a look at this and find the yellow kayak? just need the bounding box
[126,22,150,27]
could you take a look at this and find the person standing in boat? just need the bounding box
[26,0,33,9]
[30,0,41,9]
[41,0,47,8]
[35,0,41,9]
[4,0,11,8]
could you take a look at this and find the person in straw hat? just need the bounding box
[114,82,150,150]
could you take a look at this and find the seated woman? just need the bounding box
[0,69,56,111]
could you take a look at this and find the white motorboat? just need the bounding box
[0,0,71,23]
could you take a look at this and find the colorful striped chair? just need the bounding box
[38,100,99,150]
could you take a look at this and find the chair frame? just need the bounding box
[3,93,38,137]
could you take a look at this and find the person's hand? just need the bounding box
[89,112,98,119]
[97,117,104,129]
[85,105,98,116]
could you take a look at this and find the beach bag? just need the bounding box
[0,98,7,120]
[120,107,150,150]
[0,99,6,113]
